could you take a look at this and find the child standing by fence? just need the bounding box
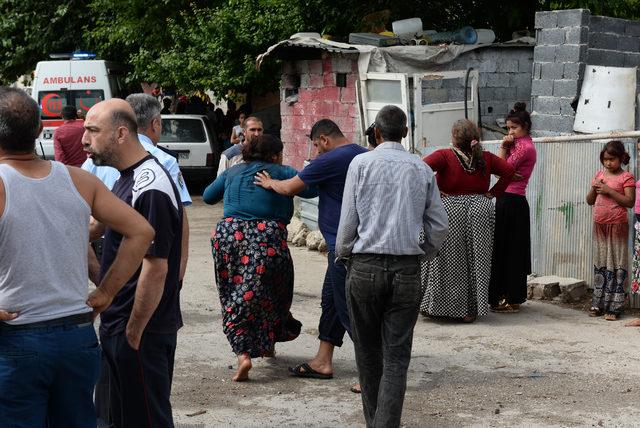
[586,141,635,321]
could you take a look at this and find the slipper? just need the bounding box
[588,307,602,317]
[288,363,333,379]
[604,313,619,321]
[492,303,520,313]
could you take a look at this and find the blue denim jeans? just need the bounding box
[346,254,421,428]
[0,319,101,428]
[318,250,351,347]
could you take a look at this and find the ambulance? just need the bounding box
[31,53,128,159]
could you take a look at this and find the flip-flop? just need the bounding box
[350,384,361,394]
[288,363,333,379]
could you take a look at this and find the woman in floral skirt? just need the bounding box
[203,134,317,381]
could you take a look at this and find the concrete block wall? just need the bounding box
[532,9,640,136]
[531,9,590,136]
[280,54,360,169]
[442,47,533,140]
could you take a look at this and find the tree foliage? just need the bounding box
[0,0,639,93]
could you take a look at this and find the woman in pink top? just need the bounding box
[586,141,635,320]
[489,102,537,313]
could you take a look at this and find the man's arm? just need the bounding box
[53,131,67,164]
[254,172,306,196]
[421,173,449,260]
[88,245,101,285]
[126,257,168,350]
[180,209,189,281]
[335,162,360,259]
[69,169,155,318]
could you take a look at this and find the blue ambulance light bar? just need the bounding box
[48,51,97,60]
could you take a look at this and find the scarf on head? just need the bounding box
[450,146,476,173]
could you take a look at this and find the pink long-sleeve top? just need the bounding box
[504,135,537,196]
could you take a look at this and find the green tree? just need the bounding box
[0,0,92,84]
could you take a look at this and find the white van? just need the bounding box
[31,57,127,159]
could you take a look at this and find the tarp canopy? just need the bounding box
[256,35,535,74]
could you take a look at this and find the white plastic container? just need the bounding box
[475,29,496,44]
[392,18,423,38]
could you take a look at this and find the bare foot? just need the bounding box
[233,354,252,382]
[306,358,333,377]
[625,318,640,327]
[350,383,361,393]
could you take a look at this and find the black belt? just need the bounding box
[0,312,93,332]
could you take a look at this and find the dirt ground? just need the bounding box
[172,197,640,427]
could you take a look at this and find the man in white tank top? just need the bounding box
[0,87,154,427]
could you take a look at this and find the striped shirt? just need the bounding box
[335,142,448,258]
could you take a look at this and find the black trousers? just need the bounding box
[346,253,421,428]
[489,193,532,306]
[100,331,177,428]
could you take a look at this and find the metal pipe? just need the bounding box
[482,130,640,145]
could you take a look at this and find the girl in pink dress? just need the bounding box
[489,102,537,313]
[586,141,635,320]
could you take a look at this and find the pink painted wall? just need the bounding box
[280,54,360,169]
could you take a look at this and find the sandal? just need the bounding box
[492,303,520,313]
[604,313,619,321]
[288,363,333,379]
[588,307,602,317]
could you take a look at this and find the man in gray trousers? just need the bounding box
[335,105,449,427]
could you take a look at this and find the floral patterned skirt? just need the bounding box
[592,222,628,314]
[211,217,301,358]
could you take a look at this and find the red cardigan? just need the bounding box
[424,149,515,197]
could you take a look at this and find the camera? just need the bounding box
[365,122,376,146]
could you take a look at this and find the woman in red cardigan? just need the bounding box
[420,119,515,323]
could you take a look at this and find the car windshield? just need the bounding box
[37,90,105,119]
[160,118,206,143]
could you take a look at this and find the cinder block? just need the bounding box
[530,79,554,96]
[516,86,532,102]
[532,62,543,79]
[563,62,584,80]
[497,59,519,73]
[539,28,566,45]
[553,79,579,98]
[556,9,590,28]
[541,62,565,80]
[308,74,324,88]
[322,57,332,73]
[587,48,626,67]
[559,98,576,116]
[478,60,497,72]
[618,36,640,52]
[519,58,534,73]
[556,44,587,62]
[478,87,494,101]
[625,52,640,67]
[535,11,558,29]
[340,87,356,103]
[332,57,353,74]
[590,16,626,34]
[533,45,557,62]
[533,96,561,115]
[295,60,309,74]
[282,61,296,74]
[510,73,532,88]
[590,32,619,50]
[308,60,323,75]
[565,26,589,44]
[626,21,640,37]
[299,74,310,88]
[531,113,574,133]
[486,73,508,88]
[323,72,335,87]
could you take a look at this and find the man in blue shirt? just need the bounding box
[255,119,367,387]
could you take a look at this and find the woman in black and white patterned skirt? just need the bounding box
[420,120,515,322]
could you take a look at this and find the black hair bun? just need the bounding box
[513,101,527,111]
[513,102,527,112]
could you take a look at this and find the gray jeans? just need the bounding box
[346,253,421,428]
